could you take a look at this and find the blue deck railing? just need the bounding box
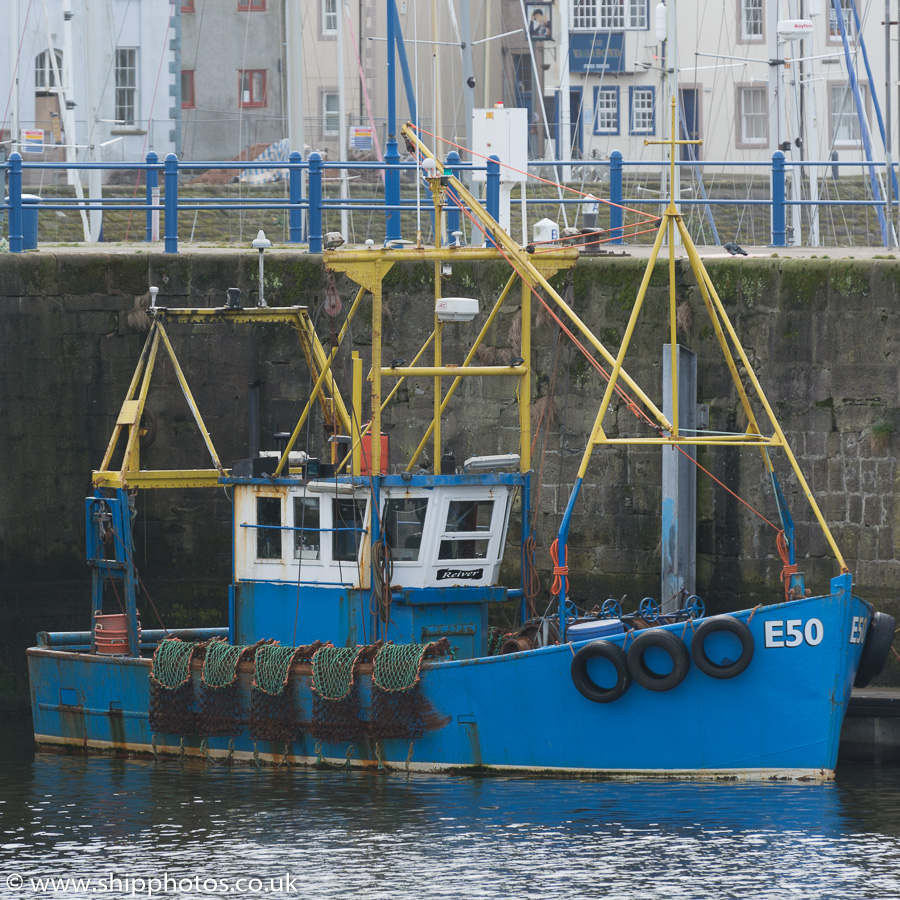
[1,149,896,253]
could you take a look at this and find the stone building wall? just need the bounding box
[0,251,897,711]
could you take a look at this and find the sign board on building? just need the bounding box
[21,129,44,153]
[569,33,625,74]
[350,126,374,151]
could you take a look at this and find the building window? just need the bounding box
[592,86,619,135]
[238,69,267,107]
[629,86,655,135]
[181,0,195,11]
[323,0,338,35]
[573,0,648,30]
[831,83,867,145]
[737,85,767,145]
[739,0,763,41]
[828,0,853,41]
[35,50,63,91]
[115,48,137,126]
[181,70,195,109]
[323,91,339,136]
[238,0,266,10]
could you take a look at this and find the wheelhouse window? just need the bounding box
[293,497,320,560]
[115,48,137,126]
[333,498,366,562]
[739,0,763,41]
[384,498,429,562]
[572,0,647,30]
[438,499,494,560]
[239,70,267,108]
[256,497,282,560]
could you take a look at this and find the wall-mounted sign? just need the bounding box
[525,2,553,41]
[569,33,625,74]
[349,126,374,151]
[21,129,44,153]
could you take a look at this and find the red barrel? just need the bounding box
[94,613,140,656]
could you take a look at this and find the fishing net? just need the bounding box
[308,644,367,743]
[249,642,322,743]
[368,642,435,740]
[149,638,201,735]
[197,640,258,738]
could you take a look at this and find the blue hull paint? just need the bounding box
[28,589,869,779]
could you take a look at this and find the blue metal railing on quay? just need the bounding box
[2,149,898,253]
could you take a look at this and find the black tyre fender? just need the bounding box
[571,640,632,703]
[139,407,158,449]
[854,611,896,688]
[690,615,754,679]
[627,629,690,692]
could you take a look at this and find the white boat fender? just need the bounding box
[627,629,690,692]
[690,616,754,679]
[854,611,896,688]
[570,640,632,703]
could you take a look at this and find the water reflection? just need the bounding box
[1,722,899,899]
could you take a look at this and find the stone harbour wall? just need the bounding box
[0,250,897,711]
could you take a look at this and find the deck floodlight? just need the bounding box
[435,296,478,323]
[463,453,521,473]
[252,230,271,307]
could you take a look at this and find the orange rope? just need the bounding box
[549,539,567,597]
[411,123,659,221]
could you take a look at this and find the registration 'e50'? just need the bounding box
[764,619,824,648]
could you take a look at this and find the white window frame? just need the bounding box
[114,48,138,127]
[322,0,338,36]
[629,86,655,135]
[736,84,768,147]
[35,50,63,91]
[830,82,867,147]
[828,0,854,42]
[322,90,340,138]
[592,86,620,135]
[739,0,763,42]
[572,0,648,31]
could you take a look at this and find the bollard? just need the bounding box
[445,150,461,238]
[485,155,500,248]
[308,152,323,253]
[771,151,786,248]
[289,150,304,243]
[163,153,179,254]
[385,137,401,243]
[7,153,23,253]
[145,151,159,242]
[609,151,623,245]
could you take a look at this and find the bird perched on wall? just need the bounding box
[323,231,345,250]
[723,242,748,256]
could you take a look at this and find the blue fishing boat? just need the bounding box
[27,119,894,781]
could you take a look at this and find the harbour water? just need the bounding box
[2,721,900,899]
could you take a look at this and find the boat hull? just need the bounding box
[28,585,869,781]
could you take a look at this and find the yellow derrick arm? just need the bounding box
[93,306,354,491]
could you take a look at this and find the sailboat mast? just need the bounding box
[10,0,19,154]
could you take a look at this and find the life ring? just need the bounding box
[626,629,690,691]
[690,615,754,679]
[854,611,896,688]
[571,640,631,703]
